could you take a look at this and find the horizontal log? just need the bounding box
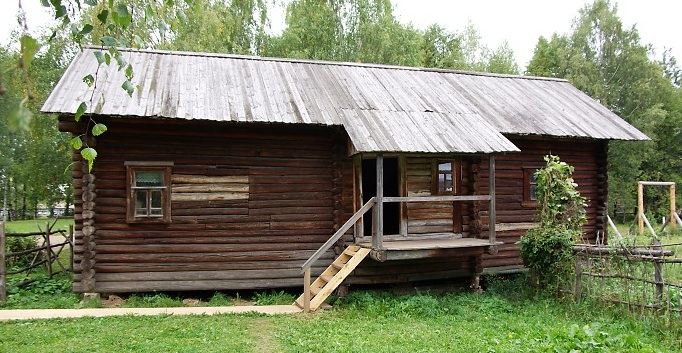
[94,228,329,238]
[95,260,327,273]
[92,250,333,263]
[87,268,308,282]
[171,185,249,193]
[171,175,249,184]
[384,195,491,203]
[96,235,328,246]
[574,245,674,257]
[171,192,248,202]
[83,278,304,292]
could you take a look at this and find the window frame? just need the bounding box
[432,159,461,196]
[522,166,541,207]
[125,161,173,223]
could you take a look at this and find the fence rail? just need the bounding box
[574,242,681,327]
[0,221,74,301]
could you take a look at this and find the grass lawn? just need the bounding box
[1,219,680,351]
[0,281,680,353]
[3,218,74,234]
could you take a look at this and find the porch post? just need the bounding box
[670,183,676,230]
[372,154,384,250]
[489,156,496,244]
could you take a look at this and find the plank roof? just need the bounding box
[42,47,649,154]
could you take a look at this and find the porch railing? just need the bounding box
[301,197,377,274]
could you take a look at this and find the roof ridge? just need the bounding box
[81,45,568,82]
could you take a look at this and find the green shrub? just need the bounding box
[520,227,578,290]
[5,236,37,270]
[519,155,586,293]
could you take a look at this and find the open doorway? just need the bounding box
[362,158,400,236]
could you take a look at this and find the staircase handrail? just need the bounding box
[301,197,376,274]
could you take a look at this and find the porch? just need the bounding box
[357,235,500,262]
[296,155,502,311]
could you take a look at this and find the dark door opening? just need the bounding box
[362,158,400,236]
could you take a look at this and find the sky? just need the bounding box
[1,0,680,69]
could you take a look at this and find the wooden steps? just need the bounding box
[294,245,370,311]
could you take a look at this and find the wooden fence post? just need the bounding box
[574,253,582,303]
[670,183,676,230]
[638,182,644,236]
[69,224,74,272]
[45,222,52,278]
[0,221,6,302]
[652,239,664,302]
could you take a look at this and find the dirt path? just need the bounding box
[247,317,284,353]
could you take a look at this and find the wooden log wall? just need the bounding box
[60,116,342,293]
[405,157,454,234]
[402,157,472,235]
[473,137,609,270]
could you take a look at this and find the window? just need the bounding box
[433,160,460,195]
[523,167,540,206]
[126,162,172,223]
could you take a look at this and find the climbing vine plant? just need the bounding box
[519,155,587,293]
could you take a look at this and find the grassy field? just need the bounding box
[0,286,680,353]
[1,219,680,351]
[3,218,75,234]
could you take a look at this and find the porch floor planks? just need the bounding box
[358,238,501,251]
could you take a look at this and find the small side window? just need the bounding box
[126,162,172,223]
[523,167,540,206]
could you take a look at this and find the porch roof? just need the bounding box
[43,47,648,154]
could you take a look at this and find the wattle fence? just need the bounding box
[574,241,682,327]
[0,221,73,301]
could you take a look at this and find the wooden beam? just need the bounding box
[383,195,492,203]
[489,156,496,244]
[354,156,364,239]
[639,181,675,186]
[399,156,407,237]
[373,155,384,250]
[670,183,676,230]
[638,181,644,236]
[303,268,311,313]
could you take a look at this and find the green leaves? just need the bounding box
[97,9,109,24]
[82,74,94,87]
[80,24,94,35]
[8,98,33,132]
[70,137,83,150]
[93,51,105,65]
[100,36,118,46]
[111,3,132,28]
[92,123,107,136]
[74,102,87,122]
[19,35,41,74]
[81,147,98,172]
[125,64,133,80]
[121,80,134,96]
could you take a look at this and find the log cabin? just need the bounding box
[42,47,648,307]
